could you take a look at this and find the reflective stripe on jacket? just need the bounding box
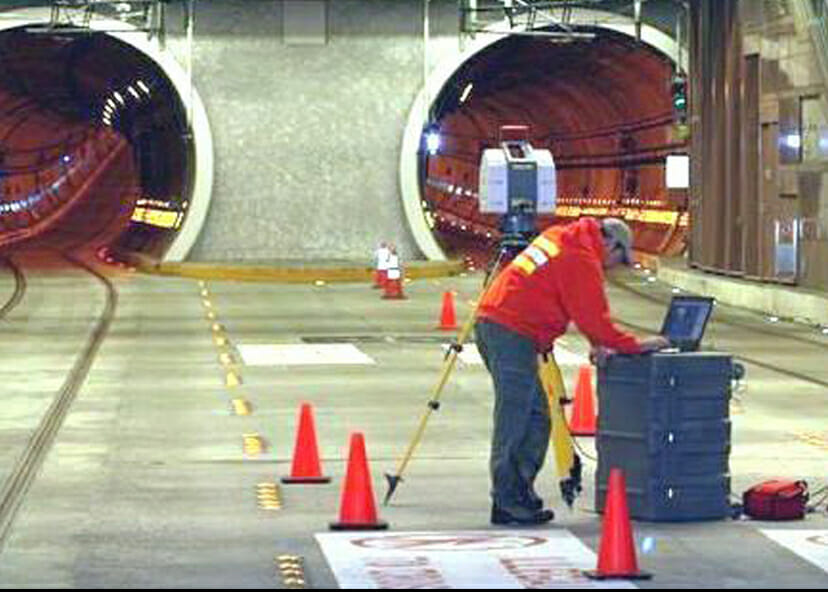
[477,217,642,354]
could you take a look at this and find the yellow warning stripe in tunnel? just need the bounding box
[138,260,466,283]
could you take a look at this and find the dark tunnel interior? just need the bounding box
[0,26,192,269]
[421,27,689,266]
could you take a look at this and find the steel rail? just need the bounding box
[0,254,117,552]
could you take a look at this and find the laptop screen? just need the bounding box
[660,296,715,351]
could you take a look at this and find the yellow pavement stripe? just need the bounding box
[138,260,465,283]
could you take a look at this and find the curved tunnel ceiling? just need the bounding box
[0,26,192,268]
[421,27,688,265]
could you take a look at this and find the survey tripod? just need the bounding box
[383,239,583,508]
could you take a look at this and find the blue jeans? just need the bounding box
[475,319,551,517]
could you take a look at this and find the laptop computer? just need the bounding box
[659,296,715,352]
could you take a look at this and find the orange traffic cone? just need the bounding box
[584,468,652,581]
[281,403,331,484]
[438,291,458,331]
[568,365,597,436]
[329,433,388,531]
[372,268,385,289]
[382,267,406,300]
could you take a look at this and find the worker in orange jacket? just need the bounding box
[475,217,669,525]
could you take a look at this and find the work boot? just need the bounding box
[525,492,543,511]
[490,505,555,526]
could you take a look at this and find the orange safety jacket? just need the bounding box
[477,217,642,354]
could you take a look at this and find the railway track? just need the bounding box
[0,254,117,552]
[0,257,26,320]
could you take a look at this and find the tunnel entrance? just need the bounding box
[0,25,194,268]
[409,26,688,266]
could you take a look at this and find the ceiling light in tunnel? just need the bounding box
[128,85,141,99]
[426,130,441,156]
[784,134,801,149]
[113,91,125,106]
[136,80,151,95]
[459,83,473,104]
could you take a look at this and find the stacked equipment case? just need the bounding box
[595,352,734,521]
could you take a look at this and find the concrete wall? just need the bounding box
[164,0,456,262]
[688,0,828,291]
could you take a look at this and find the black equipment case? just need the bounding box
[595,352,733,521]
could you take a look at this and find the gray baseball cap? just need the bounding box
[601,218,634,265]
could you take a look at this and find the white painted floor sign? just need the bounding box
[316,530,637,589]
[238,344,376,366]
[761,530,828,574]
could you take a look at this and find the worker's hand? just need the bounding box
[639,336,671,353]
[590,345,615,367]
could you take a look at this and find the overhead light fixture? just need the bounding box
[128,85,141,99]
[425,130,441,156]
[459,83,473,104]
[784,134,801,149]
[113,91,125,106]
[136,80,151,95]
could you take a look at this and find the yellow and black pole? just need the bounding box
[383,239,583,507]
[383,298,479,505]
[538,352,583,508]
[384,250,509,507]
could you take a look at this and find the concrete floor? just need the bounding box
[0,265,825,588]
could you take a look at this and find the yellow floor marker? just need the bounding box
[257,483,283,510]
[231,398,252,416]
[226,370,243,388]
[243,433,266,456]
[276,555,306,589]
[219,351,238,367]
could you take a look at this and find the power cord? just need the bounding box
[807,485,828,514]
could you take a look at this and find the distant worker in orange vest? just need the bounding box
[475,217,669,525]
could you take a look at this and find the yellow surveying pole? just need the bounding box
[383,255,582,508]
[538,352,583,507]
[383,289,480,505]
